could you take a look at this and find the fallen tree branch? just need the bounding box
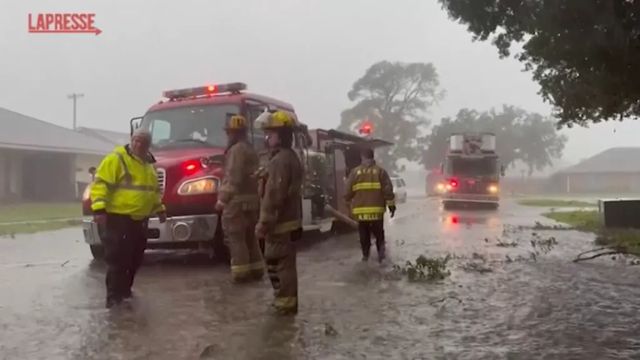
[573,251,621,263]
[574,247,609,258]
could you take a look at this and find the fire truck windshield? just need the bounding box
[141,104,240,149]
[447,157,498,177]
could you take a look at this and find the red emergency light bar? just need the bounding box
[162,82,247,99]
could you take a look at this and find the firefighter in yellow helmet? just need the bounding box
[90,129,166,308]
[255,110,304,315]
[345,148,395,263]
[215,114,264,283]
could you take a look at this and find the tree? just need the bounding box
[339,61,444,173]
[423,105,567,175]
[438,0,640,127]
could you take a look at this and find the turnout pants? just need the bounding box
[358,220,385,258]
[222,202,264,283]
[264,229,301,315]
[100,214,147,303]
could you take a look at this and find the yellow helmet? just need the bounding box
[225,114,248,130]
[259,110,295,130]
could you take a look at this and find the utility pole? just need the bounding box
[67,93,84,130]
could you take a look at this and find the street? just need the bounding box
[1,197,640,360]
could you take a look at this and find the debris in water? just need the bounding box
[462,262,493,274]
[392,254,451,282]
[199,344,217,359]
[533,221,573,231]
[496,239,518,247]
[530,235,558,255]
[472,252,487,262]
[324,323,338,336]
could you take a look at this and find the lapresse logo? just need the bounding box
[28,13,102,35]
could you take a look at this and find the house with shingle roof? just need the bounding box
[549,147,640,193]
[0,107,115,202]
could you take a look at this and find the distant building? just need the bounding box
[75,126,130,185]
[549,147,640,193]
[76,126,129,146]
[0,107,114,202]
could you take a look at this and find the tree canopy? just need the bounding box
[339,61,444,173]
[438,0,640,127]
[423,105,567,175]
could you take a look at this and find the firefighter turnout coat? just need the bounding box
[90,145,164,220]
[259,147,304,314]
[219,140,264,281]
[345,160,395,221]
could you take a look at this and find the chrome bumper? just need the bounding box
[443,193,499,203]
[82,214,219,245]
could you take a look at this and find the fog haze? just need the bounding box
[2,0,639,168]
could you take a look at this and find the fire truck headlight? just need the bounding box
[178,178,218,195]
[436,183,445,193]
[488,184,499,194]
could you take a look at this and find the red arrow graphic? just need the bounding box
[29,28,102,35]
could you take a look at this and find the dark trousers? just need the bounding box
[358,220,385,258]
[99,214,148,303]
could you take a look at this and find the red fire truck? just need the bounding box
[81,82,391,260]
[440,132,505,210]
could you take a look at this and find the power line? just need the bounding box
[67,93,84,130]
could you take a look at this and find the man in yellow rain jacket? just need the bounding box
[255,110,304,316]
[91,129,166,308]
[345,148,395,263]
[215,114,264,283]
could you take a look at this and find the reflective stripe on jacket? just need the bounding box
[258,148,303,234]
[90,145,164,220]
[345,161,395,221]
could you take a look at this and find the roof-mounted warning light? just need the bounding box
[162,82,247,99]
[359,120,374,136]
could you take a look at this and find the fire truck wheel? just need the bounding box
[89,245,105,260]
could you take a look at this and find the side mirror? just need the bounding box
[500,165,506,177]
[130,116,143,136]
[439,163,444,174]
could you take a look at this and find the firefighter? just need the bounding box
[90,129,166,308]
[255,110,304,316]
[345,148,396,263]
[215,114,264,283]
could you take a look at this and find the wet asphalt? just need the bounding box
[1,197,640,360]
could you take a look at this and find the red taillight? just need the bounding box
[207,85,217,92]
[182,160,201,175]
[450,179,458,188]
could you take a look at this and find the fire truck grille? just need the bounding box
[156,168,166,195]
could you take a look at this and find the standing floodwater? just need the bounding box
[1,198,640,359]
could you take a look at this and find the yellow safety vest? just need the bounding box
[90,146,165,220]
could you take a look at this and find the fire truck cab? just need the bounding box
[81,82,392,260]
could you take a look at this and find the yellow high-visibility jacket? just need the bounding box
[90,145,165,220]
[345,160,395,221]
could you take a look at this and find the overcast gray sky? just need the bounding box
[2,0,639,169]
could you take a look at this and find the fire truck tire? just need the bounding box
[90,245,105,260]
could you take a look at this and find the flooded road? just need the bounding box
[2,198,640,359]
